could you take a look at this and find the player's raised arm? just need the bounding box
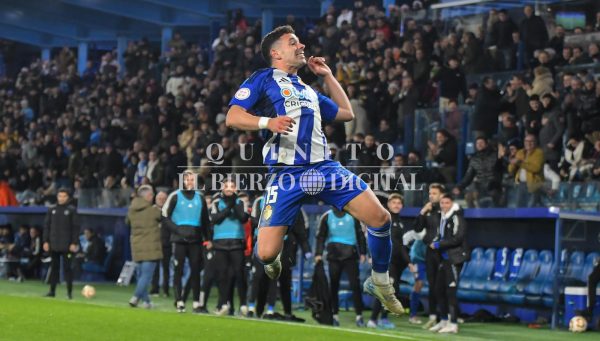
[226,105,296,134]
[307,56,354,122]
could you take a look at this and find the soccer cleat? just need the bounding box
[176,301,186,313]
[247,311,255,318]
[363,276,404,315]
[377,318,396,329]
[240,305,249,317]
[141,302,153,309]
[438,322,458,334]
[264,253,282,280]
[67,293,73,300]
[422,318,437,330]
[429,320,448,332]
[44,292,55,298]
[215,304,229,316]
[356,317,365,327]
[408,317,423,324]
[332,318,340,327]
[366,320,378,329]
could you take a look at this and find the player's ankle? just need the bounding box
[371,270,390,285]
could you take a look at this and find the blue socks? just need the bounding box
[366,221,392,273]
[410,291,420,317]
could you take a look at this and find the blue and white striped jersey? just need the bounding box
[229,68,339,166]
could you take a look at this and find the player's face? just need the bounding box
[440,198,453,213]
[275,33,306,68]
[183,174,196,190]
[222,181,237,196]
[387,198,403,214]
[429,188,442,204]
[155,192,167,208]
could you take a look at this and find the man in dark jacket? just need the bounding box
[415,183,445,330]
[539,94,564,170]
[43,188,80,299]
[428,194,468,334]
[82,228,107,267]
[432,56,467,113]
[453,137,502,207]
[519,5,549,67]
[162,170,210,313]
[315,207,367,327]
[491,10,518,70]
[472,77,501,139]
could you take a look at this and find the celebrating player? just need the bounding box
[225,25,403,314]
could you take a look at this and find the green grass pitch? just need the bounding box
[0,280,596,340]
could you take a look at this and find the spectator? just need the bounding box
[428,129,457,184]
[559,135,594,181]
[491,9,518,70]
[376,119,396,145]
[80,228,107,271]
[150,190,171,297]
[539,94,564,170]
[432,56,467,113]
[508,134,544,206]
[24,226,42,279]
[502,74,529,120]
[126,185,162,309]
[146,150,164,187]
[591,140,600,180]
[524,95,543,136]
[7,225,30,281]
[443,100,462,140]
[548,25,566,55]
[526,66,554,97]
[453,137,502,207]
[497,113,519,145]
[461,32,484,74]
[519,5,549,66]
[397,76,419,137]
[472,77,501,139]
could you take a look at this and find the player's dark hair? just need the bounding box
[441,193,454,201]
[261,25,295,64]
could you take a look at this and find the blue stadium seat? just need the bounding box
[501,249,540,304]
[541,250,570,307]
[458,248,495,301]
[582,252,600,282]
[562,251,586,286]
[458,248,492,289]
[524,250,553,305]
[485,248,523,301]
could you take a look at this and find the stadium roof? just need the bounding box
[0,0,322,48]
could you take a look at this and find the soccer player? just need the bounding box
[367,193,410,329]
[225,25,403,314]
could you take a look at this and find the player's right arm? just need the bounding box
[226,71,295,133]
[226,105,295,134]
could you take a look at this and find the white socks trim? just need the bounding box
[372,270,390,285]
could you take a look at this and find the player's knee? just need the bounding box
[256,246,278,263]
[370,209,391,227]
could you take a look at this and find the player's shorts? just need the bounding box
[413,262,426,281]
[258,159,368,227]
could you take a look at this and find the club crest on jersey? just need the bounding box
[235,87,251,100]
[263,205,273,221]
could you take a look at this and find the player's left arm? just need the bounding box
[307,56,354,122]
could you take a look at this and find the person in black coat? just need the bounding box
[43,188,80,299]
[491,10,518,70]
[519,5,549,67]
[472,77,501,139]
[428,129,458,184]
[414,183,445,329]
[428,194,468,334]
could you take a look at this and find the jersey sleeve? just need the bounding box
[229,71,265,111]
[317,92,339,122]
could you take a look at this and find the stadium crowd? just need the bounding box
[0,1,599,209]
